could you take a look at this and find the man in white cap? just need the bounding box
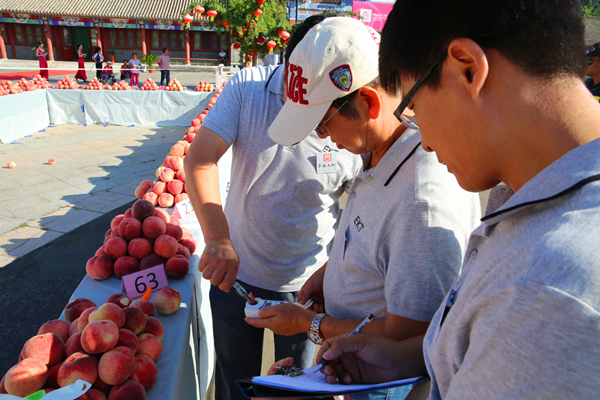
[248,17,480,399]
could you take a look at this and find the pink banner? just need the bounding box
[352,1,394,32]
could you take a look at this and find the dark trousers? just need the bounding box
[95,62,102,80]
[210,281,316,400]
[160,70,170,86]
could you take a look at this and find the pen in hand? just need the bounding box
[313,313,375,373]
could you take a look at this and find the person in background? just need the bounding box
[219,48,228,65]
[158,48,170,87]
[75,44,87,82]
[586,42,600,101]
[36,41,48,80]
[120,60,130,82]
[100,61,115,84]
[91,47,104,80]
[129,52,142,87]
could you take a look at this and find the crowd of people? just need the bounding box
[183,0,600,399]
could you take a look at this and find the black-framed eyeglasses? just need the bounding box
[316,100,348,136]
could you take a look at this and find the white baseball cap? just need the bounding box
[268,17,380,146]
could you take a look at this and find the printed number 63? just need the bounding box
[135,273,159,293]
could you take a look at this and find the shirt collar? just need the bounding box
[266,65,284,99]
[370,129,422,185]
[482,137,600,226]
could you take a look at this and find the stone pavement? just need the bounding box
[0,123,187,268]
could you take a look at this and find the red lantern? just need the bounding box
[250,51,255,56]
[245,56,251,62]
[257,0,266,6]
[253,9,263,19]
[266,40,277,53]
[233,43,240,49]
[206,9,218,21]
[194,5,205,15]
[279,30,290,40]
[183,13,194,28]
[256,36,266,44]
[222,21,229,30]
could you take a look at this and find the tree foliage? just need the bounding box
[583,0,600,17]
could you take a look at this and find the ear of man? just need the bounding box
[357,86,383,121]
[446,38,490,103]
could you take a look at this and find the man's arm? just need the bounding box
[184,126,239,292]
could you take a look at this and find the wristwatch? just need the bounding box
[308,312,329,345]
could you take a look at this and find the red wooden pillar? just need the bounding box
[141,26,147,54]
[45,22,54,61]
[0,24,7,59]
[95,26,102,53]
[185,30,191,65]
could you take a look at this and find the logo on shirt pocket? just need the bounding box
[354,216,364,232]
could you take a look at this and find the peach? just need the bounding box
[169,215,180,226]
[111,215,124,230]
[77,388,107,400]
[176,140,190,154]
[135,185,149,199]
[143,191,158,206]
[110,227,120,238]
[165,255,190,279]
[58,352,98,387]
[123,209,133,219]
[176,244,190,260]
[164,155,173,167]
[131,199,155,221]
[49,158,56,165]
[143,317,164,341]
[191,118,201,127]
[140,254,164,271]
[154,235,178,258]
[95,247,106,256]
[167,179,184,196]
[152,180,166,195]
[123,307,146,335]
[65,332,84,357]
[174,193,189,204]
[180,237,196,255]
[20,333,65,367]
[105,229,112,239]
[170,144,184,157]
[168,156,184,171]
[153,208,170,224]
[116,329,139,354]
[69,318,80,336]
[181,226,192,237]
[4,358,47,397]
[98,347,135,385]
[140,180,153,188]
[108,380,146,400]
[89,303,126,328]
[136,334,162,362]
[155,288,181,315]
[65,298,97,324]
[158,192,174,208]
[38,319,70,342]
[176,168,185,183]
[118,218,142,240]
[129,355,158,391]
[46,361,62,389]
[77,307,98,331]
[92,376,113,396]
[165,223,183,242]
[0,376,5,394]
[7,161,16,169]
[106,293,131,309]
[160,167,175,183]
[187,132,196,142]
[155,166,165,178]
[130,300,154,318]
[86,256,114,280]
[114,256,140,278]
[142,216,166,239]
[104,237,128,259]
[128,238,152,260]
[81,321,119,354]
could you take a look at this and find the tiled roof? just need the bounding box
[0,0,192,20]
[585,18,600,45]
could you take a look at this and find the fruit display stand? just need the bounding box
[0,90,50,144]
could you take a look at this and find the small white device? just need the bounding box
[244,297,287,318]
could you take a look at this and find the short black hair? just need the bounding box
[123,59,128,63]
[132,52,137,57]
[331,77,380,120]
[380,0,587,94]
[285,14,339,67]
[95,47,101,53]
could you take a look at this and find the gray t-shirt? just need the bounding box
[158,54,170,70]
[202,65,363,292]
[129,59,141,74]
[423,137,600,399]
[323,129,481,321]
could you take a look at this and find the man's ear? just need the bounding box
[358,86,383,120]
[446,38,489,102]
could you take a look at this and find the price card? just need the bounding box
[121,264,169,299]
[316,152,338,174]
[172,198,194,219]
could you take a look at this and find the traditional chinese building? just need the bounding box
[0,0,229,64]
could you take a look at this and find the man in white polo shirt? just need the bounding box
[247,17,480,399]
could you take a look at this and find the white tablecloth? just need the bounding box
[0,90,50,144]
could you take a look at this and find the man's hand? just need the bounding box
[297,263,326,312]
[198,238,239,292]
[316,334,427,385]
[245,303,315,336]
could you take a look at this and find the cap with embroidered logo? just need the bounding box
[268,17,380,146]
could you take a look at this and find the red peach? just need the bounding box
[158,193,174,208]
[176,244,191,260]
[160,167,175,183]
[116,329,139,354]
[187,132,196,142]
[139,254,164,270]
[131,199,155,221]
[81,320,119,354]
[98,347,135,386]
[49,158,56,165]
[164,155,172,167]
[155,288,181,315]
[4,358,47,396]
[167,179,184,196]
[154,235,178,258]
[95,247,106,256]
[141,217,166,239]
[110,215,124,229]
[0,375,5,394]
[174,193,189,204]
[110,227,120,238]
[108,380,146,400]
[165,255,190,279]
[77,307,98,332]
[165,223,183,242]
[181,226,192,238]
[136,334,162,362]
[77,388,107,400]
[152,181,166,195]
[38,319,70,343]
[143,191,158,206]
[106,293,131,310]
[169,215,180,226]
[143,317,164,341]
[118,218,142,240]
[141,234,156,246]
[170,144,184,157]
[176,168,185,182]
[57,352,98,387]
[65,298,97,324]
[168,156,184,171]
[135,185,149,199]
[114,256,140,278]
[7,161,16,169]
[140,180,153,188]
[65,332,84,357]
[92,376,113,396]
[130,300,154,318]
[155,166,165,178]
[46,361,62,389]
[123,209,133,219]
[180,237,197,255]
[69,318,80,336]
[153,208,170,224]
[129,355,158,391]
[128,238,152,260]
[104,237,128,259]
[191,118,201,127]
[20,333,65,367]
[123,307,146,335]
[89,303,126,328]
[105,229,112,239]
[86,256,114,280]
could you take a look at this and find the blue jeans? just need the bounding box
[160,70,170,86]
[350,385,413,400]
[210,281,316,400]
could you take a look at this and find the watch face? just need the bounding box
[308,331,323,344]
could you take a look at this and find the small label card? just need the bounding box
[172,198,194,219]
[317,152,338,174]
[121,264,169,299]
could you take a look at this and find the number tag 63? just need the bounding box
[121,264,169,299]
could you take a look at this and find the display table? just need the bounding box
[0,90,50,144]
